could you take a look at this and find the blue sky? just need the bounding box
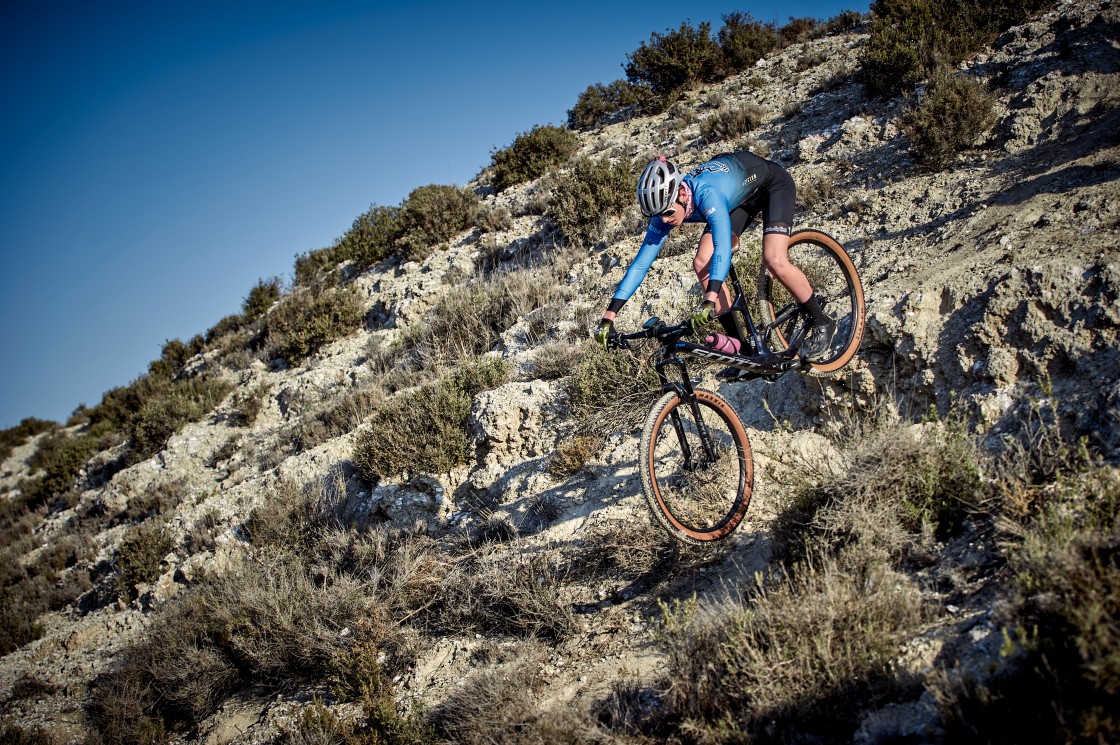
[0,0,867,429]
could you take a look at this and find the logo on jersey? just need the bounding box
[687,161,730,178]
[747,174,757,184]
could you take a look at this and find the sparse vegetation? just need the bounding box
[700,103,764,144]
[489,125,580,193]
[548,156,635,247]
[5,6,1117,745]
[718,12,780,71]
[862,0,1058,97]
[263,284,365,364]
[567,80,648,130]
[624,21,723,111]
[901,69,996,169]
[395,184,480,261]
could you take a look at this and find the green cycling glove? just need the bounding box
[593,320,615,349]
[688,301,716,335]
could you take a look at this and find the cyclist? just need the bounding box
[593,152,835,370]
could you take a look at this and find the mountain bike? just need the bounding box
[607,229,864,543]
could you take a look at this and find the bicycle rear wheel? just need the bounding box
[756,229,865,377]
[639,389,753,543]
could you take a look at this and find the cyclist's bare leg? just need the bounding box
[761,232,812,303]
[693,233,739,314]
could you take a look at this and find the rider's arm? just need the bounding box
[701,191,735,305]
[601,219,671,322]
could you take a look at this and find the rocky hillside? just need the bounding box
[2,2,1118,742]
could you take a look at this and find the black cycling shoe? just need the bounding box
[800,320,836,362]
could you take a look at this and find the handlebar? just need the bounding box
[606,317,691,350]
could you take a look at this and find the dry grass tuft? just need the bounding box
[658,546,928,742]
[436,544,576,639]
[772,406,988,566]
[931,463,1120,742]
[432,650,608,744]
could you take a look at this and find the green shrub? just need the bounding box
[718,12,779,71]
[779,16,822,45]
[547,156,636,247]
[489,125,580,193]
[114,522,173,600]
[900,70,995,169]
[0,418,56,462]
[396,185,480,262]
[204,313,245,345]
[824,9,866,34]
[453,356,511,396]
[624,21,724,110]
[861,2,937,97]
[22,426,114,508]
[700,104,764,143]
[350,356,508,486]
[241,277,282,323]
[476,203,513,233]
[264,285,365,364]
[338,204,403,269]
[862,0,1056,97]
[128,377,234,460]
[567,80,648,129]
[406,269,571,369]
[566,345,660,432]
[147,336,205,379]
[293,245,342,289]
[352,379,473,481]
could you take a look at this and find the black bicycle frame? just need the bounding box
[653,351,721,470]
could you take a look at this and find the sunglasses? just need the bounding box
[660,196,688,218]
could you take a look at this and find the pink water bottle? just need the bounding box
[705,333,741,355]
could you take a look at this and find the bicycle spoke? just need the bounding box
[648,399,743,534]
[756,231,863,372]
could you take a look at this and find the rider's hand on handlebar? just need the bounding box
[593,319,616,349]
[688,300,716,335]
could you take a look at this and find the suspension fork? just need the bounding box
[655,356,720,468]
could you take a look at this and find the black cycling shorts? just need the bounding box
[704,153,796,238]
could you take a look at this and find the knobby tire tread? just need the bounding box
[639,389,753,543]
[756,229,865,377]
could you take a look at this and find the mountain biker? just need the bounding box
[593,152,835,370]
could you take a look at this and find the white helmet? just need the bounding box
[636,156,682,217]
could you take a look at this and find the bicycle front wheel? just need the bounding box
[757,229,865,377]
[639,389,753,543]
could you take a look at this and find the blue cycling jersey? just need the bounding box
[612,152,771,303]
